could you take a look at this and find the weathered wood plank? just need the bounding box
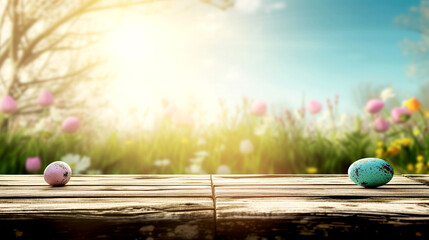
[0,197,214,220]
[0,174,211,186]
[216,197,429,217]
[0,185,212,198]
[213,175,420,185]
[215,197,429,239]
[214,185,429,197]
[404,175,429,185]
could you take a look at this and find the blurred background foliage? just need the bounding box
[2,0,429,174]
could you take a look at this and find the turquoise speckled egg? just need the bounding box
[348,158,394,187]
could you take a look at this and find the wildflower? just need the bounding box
[307,100,322,114]
[186,164,205,174]
[197,138,206,146]
[154,159,171,167]
[416,162,424,173]
[373,117,390,132]
[1,95,17,114]
[239,139,254,155]
[62,117,80,133]
[391,107,411,124]
[407,163,414,172]
[38,91,54,107]
[400,138,412,147]
[386,146,400,156]
[172,113,194,127]
[216,165,231,174]
[377,141,384,147]
[251,100,267,116]
[306,167,318,174]
[403,97,421,113]
[25,157,42,173]
[189,157,204,164]
[380,87,395,101]
[375,148,383,158]
[163,104,177,119]
[254,124,268,136]
[366,99,384,114]
[61,153,90,174]
[413,128,421,136]
[215,144,226,153]
[181,138,189,144]
[195,151,209,159]
[417,155,424,162]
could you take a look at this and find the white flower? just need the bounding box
[186,164,205,174]
[254,124,267,136]
[380,87,395,101]
[196,138,206,146]
[154,158,171,167]
[61,153,91,174]
[239,139,254,155]
[215,144,226,153]
[194,151,209,159]
[216,165,231,174]
[190,157,204,164]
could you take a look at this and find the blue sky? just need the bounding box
[108,0,425,115]
[184,0,424,112]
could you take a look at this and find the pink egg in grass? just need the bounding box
[44,161,72,186]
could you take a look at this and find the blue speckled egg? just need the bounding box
[348,158,394,187]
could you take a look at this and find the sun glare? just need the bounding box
[103,16,197,112]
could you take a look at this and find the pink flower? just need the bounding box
[38,91,54,107]
[172,113,194,127]
[163,104,177,119]
[391,107,412,124]
[26,157,42,172]
[373,117,390,132]
[251,100,267,116]
[0,95,17,114]
[62,117,80,133]
[307,100,322,114]
[366,99,384,114]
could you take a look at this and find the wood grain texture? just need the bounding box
[214,185,429,197]
[2,174,429,239]
[0,175,214,239]
[0,185,212,198]
[214,175,429,239]
[0,174,211,186]
[213,174,420,185]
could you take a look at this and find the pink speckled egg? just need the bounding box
[44,161,72,186]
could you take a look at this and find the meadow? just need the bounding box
[1,87,428,175]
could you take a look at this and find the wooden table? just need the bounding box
[1,174,429,239]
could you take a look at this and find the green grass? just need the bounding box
[1,98,429,175]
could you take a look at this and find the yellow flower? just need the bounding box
[400,138,412,147]
[403,97,421,112]
[377,141,384,147]
[417,155,424,162]
[425,110,429,118]
[125,140,133,145]
[386,146,400,156]
[407,163,414,172]
[181,138,189,144]
[413,128,421,136]
[375,148,383,158]
[306,167,318,174]
[416,162,424,173]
